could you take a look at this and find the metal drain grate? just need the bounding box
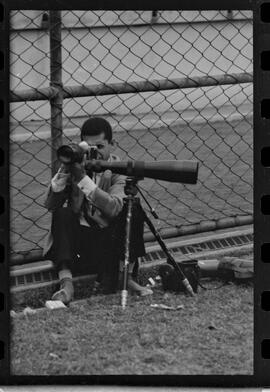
[11,269,57,289]
[141,232,253,264]
[11,229,253,290]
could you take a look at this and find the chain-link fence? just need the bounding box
[9,10,253,263]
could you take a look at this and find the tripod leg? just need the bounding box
[121,197,133,309]
[139,205,195,297]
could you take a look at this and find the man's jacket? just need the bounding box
[43,154,125,256]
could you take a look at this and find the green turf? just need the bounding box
[11,281,253,375]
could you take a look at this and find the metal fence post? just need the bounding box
[49,11,63,176]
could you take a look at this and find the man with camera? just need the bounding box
[43,117,153,305]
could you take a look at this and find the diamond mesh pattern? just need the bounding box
[9,10,253,256]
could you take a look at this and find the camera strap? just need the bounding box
[82,199,99,229]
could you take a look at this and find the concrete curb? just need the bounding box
[10,243,253,317]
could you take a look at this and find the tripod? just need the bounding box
[121,177,195,309]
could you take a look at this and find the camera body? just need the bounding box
[87,145,98,161]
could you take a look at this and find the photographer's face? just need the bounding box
[82,132,112,161]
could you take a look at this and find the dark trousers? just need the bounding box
[47,206,146,290]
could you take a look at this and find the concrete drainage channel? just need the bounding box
[11,225,253,295]
[141,226,253,268]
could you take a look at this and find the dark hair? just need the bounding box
[80,117,113,142]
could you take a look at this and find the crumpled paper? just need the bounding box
[23,306,37,316]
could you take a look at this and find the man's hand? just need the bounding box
[69,162,86,183]
[58,163,70,174]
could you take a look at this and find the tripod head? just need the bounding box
[124,177,141,197]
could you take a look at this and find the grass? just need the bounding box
[11,267,253,375]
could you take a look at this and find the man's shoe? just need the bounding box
[127,277,153,296]
[51,278,74,305]
[92,280,102,294]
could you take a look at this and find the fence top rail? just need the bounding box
[10,72,253,103]
[10,16,253,33]
[10,86,58,102]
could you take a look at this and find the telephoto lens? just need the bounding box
[57,143,85,164]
